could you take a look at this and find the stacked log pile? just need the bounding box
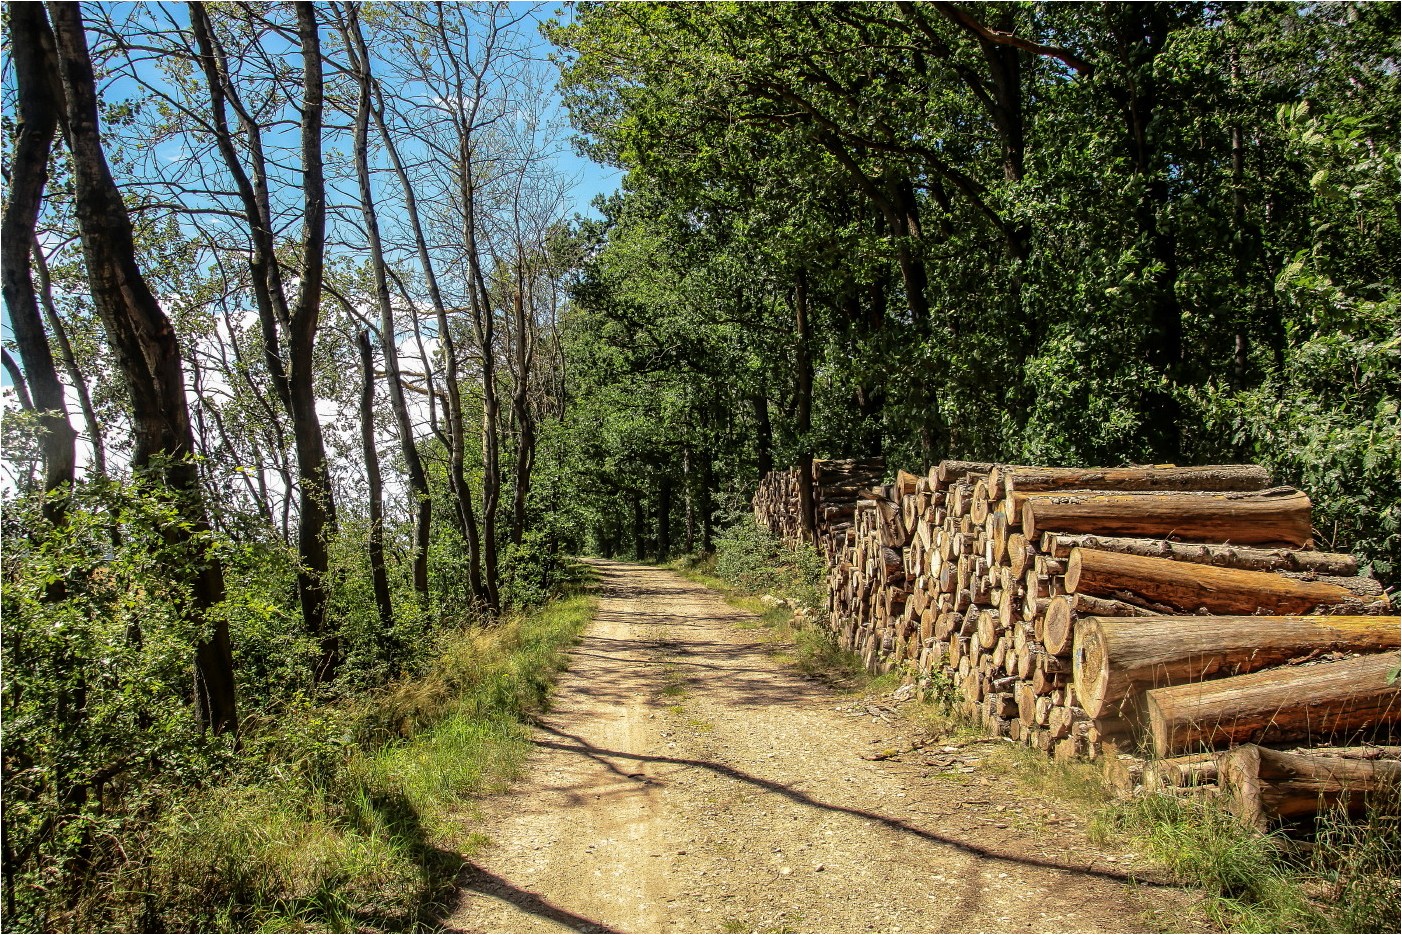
[752,458,885,548]
[753,458,1400,825]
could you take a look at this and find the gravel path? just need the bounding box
[445,559,1197,934]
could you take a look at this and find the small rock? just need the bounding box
[779,867,793,876]
[813,863,825,872]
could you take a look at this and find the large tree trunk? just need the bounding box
[1065,547,1388,616]
[3,2,76,520]
[995,463,1271,495]
[1020,487,1313,547]
[656,474,672,562]
[288,1,340,683]
[1145,653,1400,757]
[1218,744,1401,830]
[47,0,237,733]
[1073,614,1401,719]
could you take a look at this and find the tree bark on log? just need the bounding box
[1073,614,1401,719]
[1040,533,1356,576]
[1145,653,1401,757]
[1043,593,1162,657]
[1022,488,1313,547]
[1065,548,1389,616]
[1217,743,1401,829]
[994,464,1270,495]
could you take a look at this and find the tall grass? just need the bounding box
[58,566,597,933]
[1088,783,1399,933]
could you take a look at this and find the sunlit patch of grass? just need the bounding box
[131,569,598,932]
[1088,787,1400,933]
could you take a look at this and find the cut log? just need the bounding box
[1040,533,1358,576]
[994,463,1271,495]
[1143,754,1218,791]
[1073,614,1401,719]
[1065,548,1389,616]
[1145,653,1402,757]
[1022,487,1313,547]
[1217,744,1401,829]
[1042,593,1162,658]
[937,460,997,486]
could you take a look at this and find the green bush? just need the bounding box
[498,530,563,610]
[713,514,825,610]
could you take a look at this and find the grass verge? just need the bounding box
[102,561,598,933]
[988,740,1399,933]
[1087,787,1400,933]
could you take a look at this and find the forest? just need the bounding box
[1,1,1398,931]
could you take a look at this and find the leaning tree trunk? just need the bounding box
[343,4,431,597]
[3,2,76,521]
[33,244,105,478]
[371,90,482,602]
[47,0,237,733]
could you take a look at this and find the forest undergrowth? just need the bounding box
[2,495,596,934]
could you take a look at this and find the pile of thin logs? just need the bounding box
[757,459,1400,827]
[753,458,885,547]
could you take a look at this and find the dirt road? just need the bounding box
[446,560,1196,934]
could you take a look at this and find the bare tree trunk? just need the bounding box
[3,2,76,521]
[656,474,672,562]
[31,245,105,478]
[462,149,502,613]
[341,3,430,597]
[288,1,340,683]
[47,0,237,733]
[509,259,537,546]
[357,330,394,634]
[370,81,485,606]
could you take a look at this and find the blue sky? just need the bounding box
[1,3,623,392]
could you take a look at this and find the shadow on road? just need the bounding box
[534,723,1174,890]
[448,863,618,934]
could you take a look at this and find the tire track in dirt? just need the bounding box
[445,559,1198,934]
